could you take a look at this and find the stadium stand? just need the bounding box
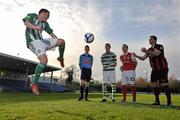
[0,52,64,92]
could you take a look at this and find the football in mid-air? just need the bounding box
[84,33,94,43]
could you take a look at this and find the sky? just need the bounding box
[0,0,180,82]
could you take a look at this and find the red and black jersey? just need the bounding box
[148,44,168,71]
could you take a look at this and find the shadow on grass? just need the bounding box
[0,92,102,104]
[54,110,96,120]
[129,102,180,110]
[92,99,180,110]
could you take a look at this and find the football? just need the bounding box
[84,33,94,43]
[141,47,147,52]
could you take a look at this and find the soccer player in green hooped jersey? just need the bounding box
[23,8,65,95]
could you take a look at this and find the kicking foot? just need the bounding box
[57,57,64,67]
[112,99,115,102]
[30,83,40,96]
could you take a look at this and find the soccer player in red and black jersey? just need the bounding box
[133,35,172,106]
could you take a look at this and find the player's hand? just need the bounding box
[33,25,42,30]
[141,47,147,53]
[132,52,137,57]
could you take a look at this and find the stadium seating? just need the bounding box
[0,78,64,92]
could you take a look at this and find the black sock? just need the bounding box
[163,86,172,104]
[152,87,160,103]
[80,86,84,98]
[85,87,89,99]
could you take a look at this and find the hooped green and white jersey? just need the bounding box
[101,52,117,71]
[23,13,53,48]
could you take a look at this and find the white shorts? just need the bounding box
[121,70,136,85]
[103,70,116,84]
[29,38,57,57]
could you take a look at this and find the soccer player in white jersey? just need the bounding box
[101,43,117,102]
[23,8,65,95]
[120,44,137,103]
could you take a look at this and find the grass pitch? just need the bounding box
[0,93,180,120]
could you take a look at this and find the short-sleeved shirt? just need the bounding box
[23,13,53,47]
[120,52,136,71]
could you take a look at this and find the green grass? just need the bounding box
[0,93,180,120]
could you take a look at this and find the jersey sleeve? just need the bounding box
[158,44,164,52]
[91,55,93,65]
[44,22,53,34]
[23,13,36,23]
[79,55,82,69]
[112,53,117,65]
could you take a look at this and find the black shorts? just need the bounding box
[80,68,92,82]
[151,69,168,83]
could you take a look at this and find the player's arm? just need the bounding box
[23,13,42,30]
[145,49,161,56]
[24,21,42,30]
[79,55,82,69]
[141,47,161,57]
[131,54,137,68]
[101,55,106,67]
[133,52,148,61]
[91,55,93,66]
[112,54,117,67]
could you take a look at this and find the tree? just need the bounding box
[63,65,78,85]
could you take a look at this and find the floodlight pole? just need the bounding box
[25,66,29,89]
[143,70,148,94]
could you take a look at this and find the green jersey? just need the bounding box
[23,13,53,47]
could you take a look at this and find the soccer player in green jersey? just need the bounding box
[23,8,65,95]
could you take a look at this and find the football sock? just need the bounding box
[80,86,84,98]
[58,45,65,59]
[102,84,107,99]
[111,84,116,99]
[152,87,160,103]
[131,86,136,102]
[122,85,127,101]
[162,86,172,104]
[85,87,89,99]
[33,64,45,83]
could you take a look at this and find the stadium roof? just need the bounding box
[0,52,61,75]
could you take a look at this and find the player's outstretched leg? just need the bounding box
[56,39,65,67]
[101,83,107,102]
[30,63,45,96]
